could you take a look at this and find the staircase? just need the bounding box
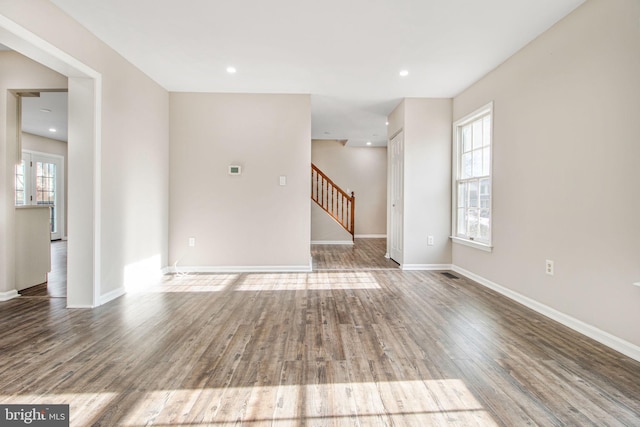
[311,164,355,240]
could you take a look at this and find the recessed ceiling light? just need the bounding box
[40,108,52,113]
[385,121,389,126]
[366,141,372,146]
[399,69,409,77]
[226,66,237,74]
[49,128,56,132]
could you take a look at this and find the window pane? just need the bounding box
[458,208,466,236]
[458,182,467,207]
[468,180,478,208]
[483,115,491,146]
[480,178,490,209]
[472,149,482,178]
[462,152,472,179]
[15,160,25,205]
[483,147,491,176]
[467,208,479,238]
[479,209,490,241]
[472,119,483,150]
[462,125,471,153]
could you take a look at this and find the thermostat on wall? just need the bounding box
[228,165,242,175]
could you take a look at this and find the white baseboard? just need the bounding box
[451,265,640,363]
[98,287,125,306]
[401,264,452,271]
[355,234,387,239]
[161,266,172,275]
[166,263,313,274]
[66,304,94,309]
[0,290,20,302]
[311,240,354,245]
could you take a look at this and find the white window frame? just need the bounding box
[451,102,493,252]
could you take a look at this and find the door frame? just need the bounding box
[0,15,102,307]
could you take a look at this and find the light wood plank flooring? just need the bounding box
[1,239,639,426]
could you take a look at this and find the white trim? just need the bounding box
[166,264,313,274]
[66,304,94,309]
[450,236,493,252]
[401,264,453,271]
[98,287,125,305]
[633,282,640,287]
[0,290,20,302]
[355,234,387,239]
[161,266,172,275]
[1,15,102,309]
[311,240,354,245]
[452,265,640,363]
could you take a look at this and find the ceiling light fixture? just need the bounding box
[366,141,372,146]
[399,69,409,77]
[385,121,389,126]
[226,66,237,74]
[40,108,52,113]
[49,128,56,132]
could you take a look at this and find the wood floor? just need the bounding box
[1,239,639,426]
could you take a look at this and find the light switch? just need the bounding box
[279,176,287,186]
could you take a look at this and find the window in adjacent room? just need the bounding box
[451,102,493,251]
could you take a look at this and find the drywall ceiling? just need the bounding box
[50,0,584,146]
[22,91,68,142]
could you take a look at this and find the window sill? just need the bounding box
[450,236,493,252]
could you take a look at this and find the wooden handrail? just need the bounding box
[311,163,355,240]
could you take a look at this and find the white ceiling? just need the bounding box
[22,92,68,142]
[49,0,584,146]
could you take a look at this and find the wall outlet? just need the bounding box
[545,259,554,276]
[188,237,196,247]
[427,235,434,246]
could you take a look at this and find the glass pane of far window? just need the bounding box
[458,208,466,236]
[467,208,479,238]
[483,115,491,146]
[462,125,471,153]
[468,180,479,208]
[472,119,483,150]
[15,160,25,205]
[458,182,467,207]
[483,146,491,176]
[462,152,472,179]
[479,209,490,241]
[472,149,482,177]
[480,178,490,209]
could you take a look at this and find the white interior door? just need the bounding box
[18,151,64,240]
[389,132,404,263]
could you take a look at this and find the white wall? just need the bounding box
[22,132,68,237]
[0,51,66,300]
[387,98,452,268]
[169,93,311,270]
[0,1,170,303]
[452,0,640,347]
[311,139,387,242]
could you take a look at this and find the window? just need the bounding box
[452,102,493,251]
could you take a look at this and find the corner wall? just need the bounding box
[169,93,311,270]
[452,0,640,348]
[1,0,170,303]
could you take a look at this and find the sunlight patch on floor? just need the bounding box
[235,272,382,291]
[152,274,239,293]
[117,379,496,426]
